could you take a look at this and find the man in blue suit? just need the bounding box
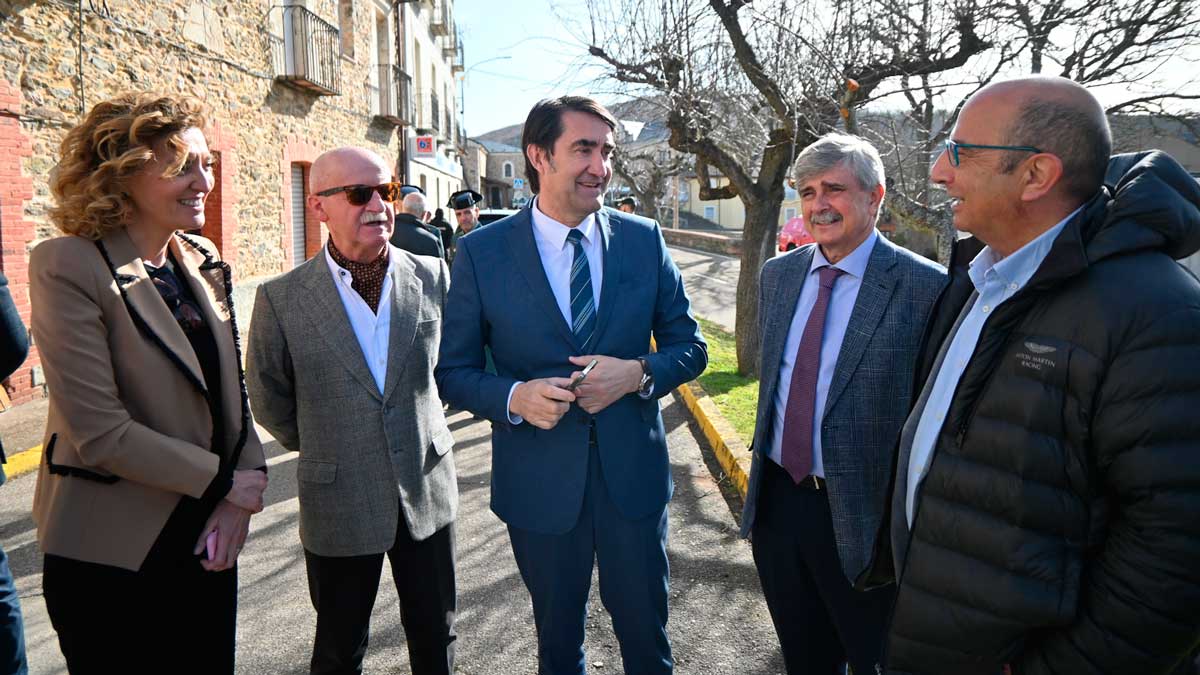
[436,96,707,675]
[739,134,945,674]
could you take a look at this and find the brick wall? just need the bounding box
[0,80,39,404]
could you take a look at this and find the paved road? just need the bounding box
[667,245,741,333]
[0,394,783,674]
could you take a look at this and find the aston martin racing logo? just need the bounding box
[1023,341,1056,355]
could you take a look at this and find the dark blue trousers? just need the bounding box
[508,440,672,675]
[0,545,26,675]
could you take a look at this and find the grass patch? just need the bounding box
[695,317,759,446]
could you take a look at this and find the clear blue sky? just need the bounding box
[455,0,607,137]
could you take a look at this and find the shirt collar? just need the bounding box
[323,241,391,281]
[968,206,1081,292]
[810,228,878,279]
[531,196,598,250]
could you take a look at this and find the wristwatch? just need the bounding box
[636,357,654,395]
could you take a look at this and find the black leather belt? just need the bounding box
[768,459,826,490]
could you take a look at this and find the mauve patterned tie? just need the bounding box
[781,266,845,484]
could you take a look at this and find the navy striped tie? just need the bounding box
[566,229,596,349]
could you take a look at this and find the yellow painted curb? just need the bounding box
[676,380,751,498]
[3,445,41,479]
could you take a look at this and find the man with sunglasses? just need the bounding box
[247,147,458,675]
[858,76,1200,674]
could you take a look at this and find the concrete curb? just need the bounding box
[675,379,751,498]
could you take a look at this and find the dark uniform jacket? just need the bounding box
[862,151,1200,675]
[390,213,445,259]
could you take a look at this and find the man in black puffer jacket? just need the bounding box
[860,76,1200,674]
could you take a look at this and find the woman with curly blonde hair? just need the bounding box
[29,92,267,673]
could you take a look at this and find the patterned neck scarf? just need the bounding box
[327,240,389,312]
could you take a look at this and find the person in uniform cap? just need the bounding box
[448,188,483,241]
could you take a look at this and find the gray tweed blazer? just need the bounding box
[740,234,945,583]
[246,246,456,556]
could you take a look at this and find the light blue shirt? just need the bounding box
[768,229,877,477]
[904,209,1079,526]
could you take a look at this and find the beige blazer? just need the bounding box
[29,228,265,571]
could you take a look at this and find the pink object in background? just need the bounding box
[778,216,816,252]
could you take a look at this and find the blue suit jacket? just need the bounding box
[436,207,707,535]
[740,235,945,583]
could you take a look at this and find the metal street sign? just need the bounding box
[513,178,525,189]
[415,135,435,158]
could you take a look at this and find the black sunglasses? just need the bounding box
[315,182,406,206]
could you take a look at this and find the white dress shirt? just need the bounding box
[768,230,878,477]
[324,245,393,394]
[530,197,604,319]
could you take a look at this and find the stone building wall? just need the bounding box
[0,0,413,404]
[482,149,523,208]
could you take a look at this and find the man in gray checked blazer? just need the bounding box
[739,134,945,675]
[246,147,457,675]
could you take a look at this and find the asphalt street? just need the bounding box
[665,245,741,333]
[0,392,784,674]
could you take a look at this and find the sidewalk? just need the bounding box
[1,392,784,674]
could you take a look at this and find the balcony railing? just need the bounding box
[416,90,442,134]
[399,71,415,127]
[442,28,457,58]
[268,5,340,96]
[452,34,464,73]
[371,64,407,124]
[430,0,450,36]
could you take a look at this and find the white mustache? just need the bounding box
[810,211,842,225]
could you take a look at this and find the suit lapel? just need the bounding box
[170,235,240,450]
[505,209,578,349]
[382,250,422,401]
[102,229,207,393]
[756,247,814,434]
[590,210,621,351]
[824,236,899,415]
[298,251,384,402]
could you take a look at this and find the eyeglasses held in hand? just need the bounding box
[942,139,1043,167]
[315,182,407,206]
